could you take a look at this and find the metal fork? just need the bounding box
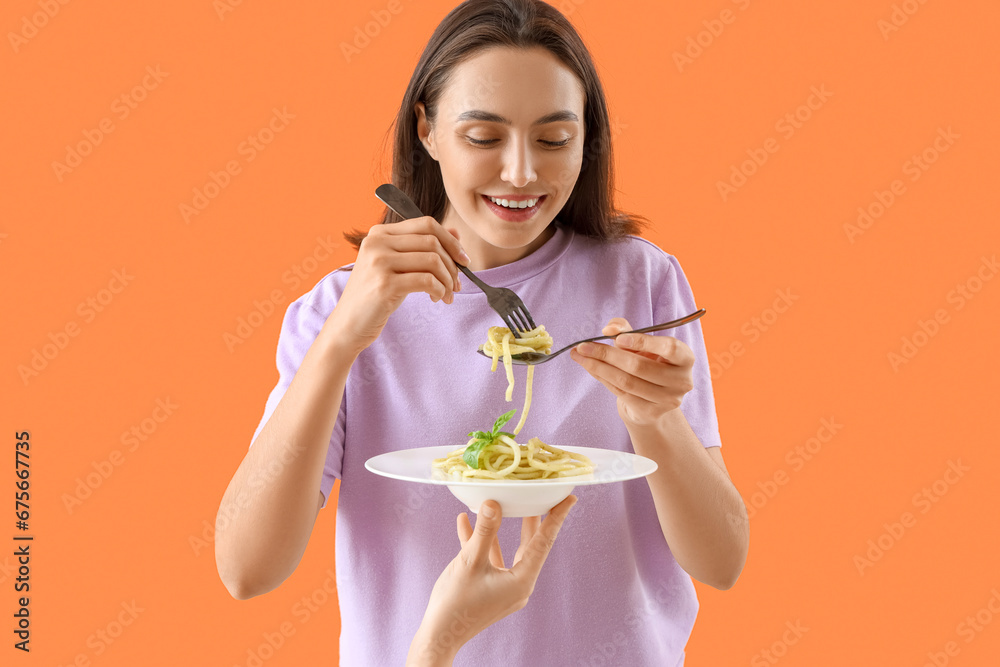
[476,308,707,365]
[374,184,537,334]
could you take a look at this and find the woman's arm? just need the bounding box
[215,315,359,599]
[570,318,749,590]
[216,218,468,599]
[626,414,748,590]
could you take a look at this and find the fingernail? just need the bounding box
[481,502,496,518]
[454,277,462,292]
[459,249,472,264]
[617,335,636,347]
[577,343,594,355]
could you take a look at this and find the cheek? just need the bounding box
[442,148,494,188]
[444,137,487,166]
[545,150,583,192]
[463,151,498,180]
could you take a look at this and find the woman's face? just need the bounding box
[416,46,586,270]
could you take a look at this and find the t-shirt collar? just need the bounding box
[458,223,574,289]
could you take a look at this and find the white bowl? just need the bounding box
[365,444,658,517]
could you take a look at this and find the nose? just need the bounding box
[500,137,537,188]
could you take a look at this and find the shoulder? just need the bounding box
[569,231,681,287]
[289,263,354,319]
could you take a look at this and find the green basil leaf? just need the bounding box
[463,440,490,469]
[496,431,515,439]
[470,431,491,441]
[492,409,517,434]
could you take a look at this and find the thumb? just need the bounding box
[602,317,631,336]
[512,495,576,579]
[466,500,502,563]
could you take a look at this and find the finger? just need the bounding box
[384,250,454,292]
[445,228,463,290]
[382,235,459,295]
[571,344,678,403]
[584,361,678,418]
[377,223,461,293]
[457,512,472,547]
[614,333,695,368]
[584,367,640,403]
[521,515,541,545]
[465,500,503,564]
[378,270,449,305]
[597,375,666,423]
[385,216,471,270]
[490,533,506,569]
[513,515,541,566]
[511,496,577,579]
[606,320,665,362]
[601,317,632,336]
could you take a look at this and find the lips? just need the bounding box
[486,195,543,209]
[481,194,546,221]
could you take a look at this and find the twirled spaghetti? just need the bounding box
[430,325,594,481]
[432,435,595,480]
[479,325,553,435]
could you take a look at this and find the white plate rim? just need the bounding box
[364,444,657,487]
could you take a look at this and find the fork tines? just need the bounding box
[512,307,535,333]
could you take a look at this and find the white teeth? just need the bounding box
[489,196,539,209]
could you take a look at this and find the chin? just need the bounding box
[484,226,546,248]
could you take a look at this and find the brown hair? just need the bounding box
[341,0,648,260]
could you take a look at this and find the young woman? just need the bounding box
[216,1,748,665]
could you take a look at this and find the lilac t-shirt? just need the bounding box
[250,224,723,666]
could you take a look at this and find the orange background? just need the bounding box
[3,0,999,664]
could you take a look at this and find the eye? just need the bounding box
[464,137,572,148]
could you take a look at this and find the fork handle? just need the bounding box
[574,308,707,346]
[455,263,491,292]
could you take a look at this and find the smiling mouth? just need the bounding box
[484,195,544,210]
[480,194,547,221]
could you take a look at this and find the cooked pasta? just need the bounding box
[432,435,595,480]
[479,325,553,435]
[429,324,594,481]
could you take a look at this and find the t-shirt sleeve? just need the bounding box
[248,296,346,509]
[653,254,723,449]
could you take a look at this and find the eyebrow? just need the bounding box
[454,109,580,125]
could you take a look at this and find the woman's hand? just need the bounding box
[406,496,577,667]
[330,217,471,353]
[570,317,696,428]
